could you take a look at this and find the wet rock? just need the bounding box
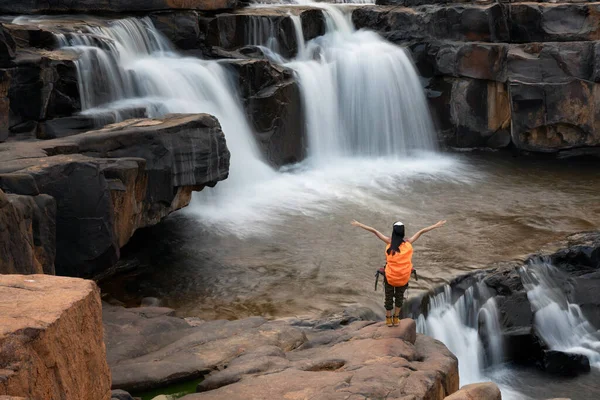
[224,59,305,166]
[111,389,134,400]
[444,382,501,400]
[495,291,534,331]
[0,25,16,68]
[573,271,600,329]
[199,7,325,59]
[150,11,202,51]
[509,3,600,43]
[0,189,56,275]
[0,274,111,399]
[509,79,600,152]
[539,350,591,376]
[352,4,509,43]
[0,114,230,278]
[507,42,594,83]
[141,297,163,307]
[0,0,238,14]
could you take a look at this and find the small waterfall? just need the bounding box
[56,17,273,186]
[415,282,504,385]
[281,4,437,162]
[520,260,600,367]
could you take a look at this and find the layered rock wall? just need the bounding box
[0,274,111,400]
[353,1,600,153]
[0,114,230,277]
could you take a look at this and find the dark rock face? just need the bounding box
[0,114,230,278]
[0,189,56,275]
[539,350,591,376]
[224,59,306,166]
[0,0,238,14]
[355,3,600,154]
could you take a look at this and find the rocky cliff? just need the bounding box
[0,114,230,277]
[353,1,600,154]
[0,274,111,400]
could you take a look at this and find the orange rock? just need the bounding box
[0,274,111,400]
[444,382,501,400]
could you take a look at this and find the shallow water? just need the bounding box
[101,151,600,321]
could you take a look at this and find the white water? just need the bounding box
[520,260,600,368]
[55,18,273,187]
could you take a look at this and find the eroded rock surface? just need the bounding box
[0,114,230,277]
[104,304,459,399]
[0,274,111,400]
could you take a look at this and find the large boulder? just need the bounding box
[0,189,56,275]
[443,382,501,400]
[0,274,111,400]
[0,114,230,277]
[539,350,591,377]
[0,0,238,14]
[224,59,305,166]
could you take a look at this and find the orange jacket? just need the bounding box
[385,241,413,287]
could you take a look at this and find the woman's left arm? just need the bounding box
[406,220,446,244]
[351,220,391,244]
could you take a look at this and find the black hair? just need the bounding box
[387,223,405,256]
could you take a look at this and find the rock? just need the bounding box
[573,271,600,328]
[509,79,600,152]
[539,350,591,376]
[151,396,176,400]
[141,297,163,307]
[507,42,594,83]
[0,189,56,275]
[111,389,134,400]
[0,24,16,68]
[199,7,325,59]
[224,59,306,166]
[180,320,457,400]
[0,114,230,277]
[150,11,202,51]
[352,4,509,43]
[495,291,534,331]
[444,382,501,400]
[0,274,111,399]
[0,0,238,14]
[509,3,600,43]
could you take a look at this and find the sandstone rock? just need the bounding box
[0,274,111,400]
[0,114,230,277]
[509,79,600,152]
[180,320,457,400]
[444,382,501,400]
[0,0,238,14]
[0,189,56,275]
[539,350,591,376]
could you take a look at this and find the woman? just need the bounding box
[351,219,446,327]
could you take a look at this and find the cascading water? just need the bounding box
[267,4,438,161]
[520,260,600,367]
[55,17,273,187]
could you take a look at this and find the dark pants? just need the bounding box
[384,277,408,311]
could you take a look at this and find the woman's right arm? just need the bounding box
[351,220,390,244]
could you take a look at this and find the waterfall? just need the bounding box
[414,282,504,385]
[282,4,437,162]
[56,17,273,186]
[520,260,600,367]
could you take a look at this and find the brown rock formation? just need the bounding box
[104,304,459,399]
[0,189,56,275]
[444,382,501,400]
[0,274,111,400]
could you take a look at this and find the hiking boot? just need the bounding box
[385,316,393,327]
[393,316,400,326]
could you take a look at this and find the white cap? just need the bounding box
[393,221,404,227]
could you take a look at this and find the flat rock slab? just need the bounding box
[0,274,111,400]
[105,305,458,399]
[444,382,501,400]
